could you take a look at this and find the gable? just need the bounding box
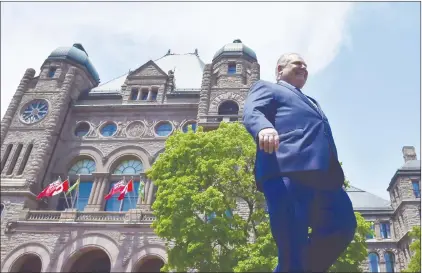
[129,60,167,78]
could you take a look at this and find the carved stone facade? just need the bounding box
[0,41,420,272]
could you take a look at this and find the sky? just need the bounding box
[1,2,420,199]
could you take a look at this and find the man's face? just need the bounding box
[278,55,308,89]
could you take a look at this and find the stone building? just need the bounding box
[0,40,420,272]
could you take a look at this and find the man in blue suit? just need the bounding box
[243,53,357,272]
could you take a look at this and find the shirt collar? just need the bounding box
[277,80,302,92]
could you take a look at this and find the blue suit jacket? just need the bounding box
[243,80,343,191]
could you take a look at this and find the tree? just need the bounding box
[147,122,370,272]
[147,122,265,272]
[403,226,421,273]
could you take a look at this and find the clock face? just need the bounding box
[20,99,49,124]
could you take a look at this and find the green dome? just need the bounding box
[213,39,257,61]
[47,43,100,84]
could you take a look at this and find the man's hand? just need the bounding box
[258,128,279,154]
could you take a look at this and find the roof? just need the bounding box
[346,185,392,211]
[47,43,100,84]
[90,52,205,94]
[213,39,257,61]
[387,159,421,190]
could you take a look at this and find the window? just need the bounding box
[182,123,197,133]
[141,89,149,100]
[48,68,56,78]
[380,222,391,239]
[68,159,96,175]
[0,204,4,217]
[74,122,90,137]
[113,159,144,175]
[368,253,379,272]
[57,180,93,211]
[1,144,13,173]
[6,144,23,175]
[384,252,395,272]
[412,180,420,198]
[20,99,49,124]
[57,158,96,211]
[218,100,239,115]
[105,180,140,211]
[17,144,33,175]
[228,63,236,74]
[100,123,117,137]
[130,88,139,100]
[151,90,158,101]
[366,222,375,239]
[155,122,173,137]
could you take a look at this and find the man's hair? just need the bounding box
[275,53,302,80]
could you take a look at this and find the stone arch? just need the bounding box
[1,242,50,273]
[218,100,239,115]
[52,147,104,173]
[53,234,120,272]
[209,92,245,114]
[127,244,167,272]
[105,146,152,173]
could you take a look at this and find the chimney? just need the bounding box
[402,146,417,162]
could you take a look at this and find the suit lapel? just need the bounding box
[277,81,322,117]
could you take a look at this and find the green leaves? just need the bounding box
[148,122,369,272]
[403,226,421,273]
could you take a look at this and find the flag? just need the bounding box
[118,179,134,201]
[36,179,69,199]
[65,178,80,195]
[138,181,145,202]
[104,180,126,200]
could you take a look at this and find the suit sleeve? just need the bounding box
[243,81,275,141]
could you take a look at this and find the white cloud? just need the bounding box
[1,2,354,119]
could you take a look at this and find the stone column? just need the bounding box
[1,68,36,146]
[84,173,109,211]
[250,62,260,86]
[374,220,380,240]
[95,175,109,210]
[146,180,155,204]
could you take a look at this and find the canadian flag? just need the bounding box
[36,179,69,199]
[118,180,134,201]
[104,180,126,200]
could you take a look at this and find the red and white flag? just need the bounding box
[118,179,134,201]
[36,179,69,199]
[104,180,126,200]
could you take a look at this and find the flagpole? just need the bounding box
[68,176,75,209]
[127,176,134,210]
[120,176,125,212]
[76,174,80,210]
[60,176,71,209]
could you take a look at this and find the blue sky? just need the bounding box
[305,2,420,199]
[1,2,420,199]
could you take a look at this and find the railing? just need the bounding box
[25,211,61,221]
[21,209,155,224]
[76,211,127,222]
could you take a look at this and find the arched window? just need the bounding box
[68,159,96,175]
[0,203,4,218]
[113,159,144,175]
[368,253,379,272]
[182,122,197,133]
[57,158,96,211]
[218,100,239,115]
[105,158,144,212]
[100,123,117,137]
[384,252,395,272]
